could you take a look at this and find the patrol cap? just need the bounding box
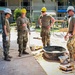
[67,6,74,12]
[4,8,12,15]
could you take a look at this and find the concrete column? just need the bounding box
[19,0,21,8]
[6,0,8,7]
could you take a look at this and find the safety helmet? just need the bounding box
[41,7,47,12]
[21,8,27,14]
[4,8,12,15]
[67,6,74,12]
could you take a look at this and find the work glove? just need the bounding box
[6,36,9,41]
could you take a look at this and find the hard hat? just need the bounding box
[4,8,12,15]
[21,8,27,14]
[67,6,74,12]
[41,7,47,12]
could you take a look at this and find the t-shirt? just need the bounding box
[39,14,52,27]
[68,14,75,34]
[2,17,10,35]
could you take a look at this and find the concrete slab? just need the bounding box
[0,29,75,75]
[0,55,47,75]
[0,31,47,75]
[0,54,47,75]
[34,53,75,75]
[30,32,75,75]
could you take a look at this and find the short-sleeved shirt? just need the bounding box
[17,17,30,31]
[68,15,75,34]
[2,17,10,35]
[39,14,52,27]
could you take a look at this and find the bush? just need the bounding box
[14,8,21,21]
[10,23,16,26]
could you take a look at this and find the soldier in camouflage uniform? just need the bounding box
[64,6,75,64]
[2,8,12,61]
[17,8,30,57]
[39,7,55,47]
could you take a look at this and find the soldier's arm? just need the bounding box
[3,20,8,36]
[73,24,75,35]
[38,18,42,26]
[73,18,75,35]
[64,31,69,41]
[64,18,75,40]
[16,17,21,26]
[50,16,55,27]
[27,22,30,31]
[4,25,8,36]
[16,17,21,31]
[38,15,42,26]
[27,18,30,32]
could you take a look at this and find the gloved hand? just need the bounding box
[6,36,9,41]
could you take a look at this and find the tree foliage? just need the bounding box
[14,8,21,21]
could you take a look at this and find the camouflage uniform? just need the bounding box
[17,16,30,55]
[39,14,52,47]
[2,17,10,58]
[67,15,75,61]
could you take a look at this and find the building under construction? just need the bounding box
[0,0,75,28]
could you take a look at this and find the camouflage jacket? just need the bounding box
[16,16,30,32]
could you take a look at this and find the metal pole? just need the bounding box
[42,0,45,6]
[30,0,32,25]
[28,0,32,49]
[7,0,8,7]
[19,0,21,8]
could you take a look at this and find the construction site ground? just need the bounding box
[0,27,75,75]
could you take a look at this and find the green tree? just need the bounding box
[14,8,21,21]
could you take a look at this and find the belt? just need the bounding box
[42,26,50,29]
[18,30,26,32]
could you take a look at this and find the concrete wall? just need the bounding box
[7,0,21,6]
[32,0,57,20]
[7,0,22,10]
[32,0,57,11]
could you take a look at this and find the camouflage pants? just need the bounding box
[67,35,75,61]
[17,31,28,53]
[40,28,50,47]
[2,34,10,57]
